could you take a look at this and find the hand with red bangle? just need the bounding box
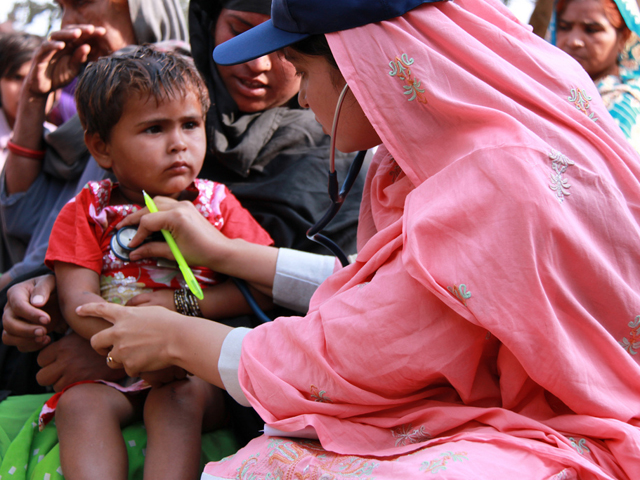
[6,140,45,161]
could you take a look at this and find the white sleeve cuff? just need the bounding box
[218,327,252,407]
[272,248,337,313]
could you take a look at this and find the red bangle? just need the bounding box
[6,140,45,161]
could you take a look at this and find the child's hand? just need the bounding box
[126,290,176,311]
[140,366,188,388]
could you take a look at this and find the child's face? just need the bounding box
[1,61,31,126]
[92,91,206,204]
[284,49,381,153]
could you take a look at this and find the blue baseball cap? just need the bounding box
[213,0,446,65]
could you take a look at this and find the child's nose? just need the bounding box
[168,131,188,152]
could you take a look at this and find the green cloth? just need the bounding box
[0,394,239,479]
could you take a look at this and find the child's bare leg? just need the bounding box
[56,383,143,480]
[143,376,226,480]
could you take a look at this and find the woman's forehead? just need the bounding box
[222,0,272,15]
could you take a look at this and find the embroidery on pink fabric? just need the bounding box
[552,469,573,480]
[548,150,575,203]
[310,385,332,403]
[419,451,468,474]
[447,284,471,306]
[568,437,591,455]
[263,439,379,478]
[388,54,428,104]
[391,424,432,447]
[619,315,640,355]
[235,454,259,478]
[568,88,598,121]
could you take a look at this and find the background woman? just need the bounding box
[0,32,56,173]
[554,0,640,152]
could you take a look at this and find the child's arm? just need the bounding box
[199,280,273,319]
[54,261,112,340]
[127,279,273,320]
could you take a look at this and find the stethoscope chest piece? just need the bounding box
[110,226,139,261]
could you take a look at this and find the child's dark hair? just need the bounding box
[0,31,42,79]
[75,45,210,142]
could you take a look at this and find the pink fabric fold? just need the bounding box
[228,0,640,477]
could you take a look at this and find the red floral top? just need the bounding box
[46,179,273,304]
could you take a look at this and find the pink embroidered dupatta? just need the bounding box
[238,0,640,477]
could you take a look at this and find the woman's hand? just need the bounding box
[117,196,235,270]
[80,302,233,388]
[80,303,179,377]
[25,25,106,97]
[126,289,176,311]
[117,196,279,289]
[140,366,188,388]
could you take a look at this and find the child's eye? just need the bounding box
[557,21,571,31]
[144,125,161,134]
[183,121,199,130]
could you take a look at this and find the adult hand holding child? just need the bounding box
[2,274,64,352]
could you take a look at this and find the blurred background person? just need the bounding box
[554,0,640,152]
[0,31,57,172]
[0,0,188,290]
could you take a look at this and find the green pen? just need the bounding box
[142,191,204,300]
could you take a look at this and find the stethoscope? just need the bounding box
[111,83,365,321]
[306,83,367,268]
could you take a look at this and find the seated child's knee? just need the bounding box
[56,383,108,421]
[146,379,195,408]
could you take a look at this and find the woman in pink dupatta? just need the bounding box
[83,0,640,478]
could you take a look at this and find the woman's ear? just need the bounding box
[84,131,113,170]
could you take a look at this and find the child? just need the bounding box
[43,45,273,480]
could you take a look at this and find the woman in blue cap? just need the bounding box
[82,0,640,477]
[554,0,640,152]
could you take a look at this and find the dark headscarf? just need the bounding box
[189,0,366,255]
[189,0,366,446]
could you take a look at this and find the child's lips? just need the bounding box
[168,161,189,173]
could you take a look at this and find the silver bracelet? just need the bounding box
[174,288,202,317]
